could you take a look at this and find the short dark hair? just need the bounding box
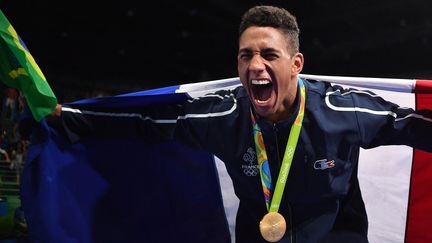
[239,5,300,53]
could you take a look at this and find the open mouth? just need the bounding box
[251,79,273,103]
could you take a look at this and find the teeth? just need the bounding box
[251,79,270,85]
[256,99,269,103]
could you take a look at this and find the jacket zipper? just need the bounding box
[273,124,294,242]
[273,124,281,171]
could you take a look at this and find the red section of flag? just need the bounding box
[414,80,432,93]
[406,94,432,243]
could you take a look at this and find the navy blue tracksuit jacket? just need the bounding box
[60,79,432,243]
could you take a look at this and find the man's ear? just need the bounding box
[291,52,304,75]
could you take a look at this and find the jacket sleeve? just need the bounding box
[56,89,239,150]
[58,103,180,143]
[350,90,432,152]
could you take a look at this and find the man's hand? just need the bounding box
[52,104,62,117]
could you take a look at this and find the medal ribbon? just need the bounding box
[251,79,306,212]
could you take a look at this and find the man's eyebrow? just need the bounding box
[238,48,280,54]
[238,48,253,54]
[261,48,279,53]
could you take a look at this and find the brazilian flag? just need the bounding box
[0,9,57,121]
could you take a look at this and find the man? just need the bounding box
[53,5,432,243]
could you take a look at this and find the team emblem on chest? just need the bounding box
[242,147,259,176]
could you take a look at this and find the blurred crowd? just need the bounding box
[0,83,30,242]
[0,83,28,184]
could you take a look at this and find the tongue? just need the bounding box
[255,85,273,101]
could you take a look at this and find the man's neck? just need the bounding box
[266,106,295,124]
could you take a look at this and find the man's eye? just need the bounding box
[239,53,252,60]
[263,53,278,60]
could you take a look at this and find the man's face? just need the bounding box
[238,26,303,123]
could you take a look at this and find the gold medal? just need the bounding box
[259,212,286,242]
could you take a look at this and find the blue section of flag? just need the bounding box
[18,36,29,52]
[116,84,181,96]
[68,86,188,109]
[20,87,231,243]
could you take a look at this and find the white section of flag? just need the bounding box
[299,74,415,93]
[214,156,239,243]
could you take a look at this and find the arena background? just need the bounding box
[0,0,432,242]
[1,0,432,102]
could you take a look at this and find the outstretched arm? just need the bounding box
[350,90,432,152]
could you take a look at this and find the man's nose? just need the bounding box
[249,55,265,72]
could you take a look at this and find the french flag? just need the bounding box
[20,75,432,243]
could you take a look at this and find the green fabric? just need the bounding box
[0,10,57,121]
